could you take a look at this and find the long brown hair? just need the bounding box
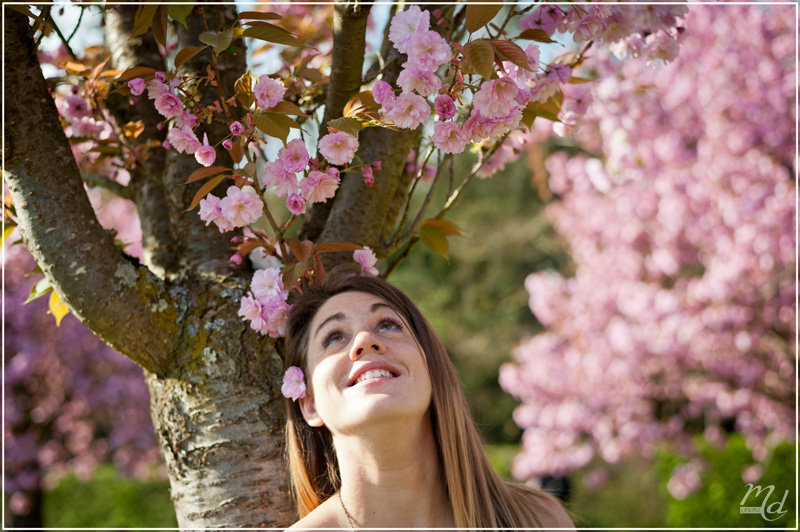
[283,274,564,527]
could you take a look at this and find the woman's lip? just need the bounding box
[347,362,400,387]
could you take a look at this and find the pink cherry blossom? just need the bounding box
[353,247,379,276]
[167,126,202,154]
[154,71,167,82]
[153,93,184,119]
[362,166,374,187]
[229,121,244,135]
[472,77,519,119]
[251,267,288,302]
[262,160,299,198]
[406,30,450,72]
[371,161,381,171]
[318,131,359,166]
[128,78,145,96]
[281,366,306,401]
[176,111,198,129]
[300,170,340,204]
[278,139,310,173]
[254,75,286,110]
[263,299,291,338]
[397,64,442,96]
[388,5,430,53]
[432,121,470,154]
[222,138,233,150]
[219,185,264,228]
[433,94,457,119]
[146,79,170,99]
[62,94,91,121]
[519,5,563,36]
[286,194,306,215]
[194,133,217,167]
[198,193,234,233]
[372,80,396,104]
[238,293,268,333]
[382,92,430,129]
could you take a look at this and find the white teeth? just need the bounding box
[355,369,393,384]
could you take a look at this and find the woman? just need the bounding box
[282,274,576,529]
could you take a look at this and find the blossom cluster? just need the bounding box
[500,5,795,495]
[237,267,291,337]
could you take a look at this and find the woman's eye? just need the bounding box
[322,331,344,348]
[378,318,403,332]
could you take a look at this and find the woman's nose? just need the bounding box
[349,331,386,360]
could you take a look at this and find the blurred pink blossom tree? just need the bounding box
[500,4,796,499]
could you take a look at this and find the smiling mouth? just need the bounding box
[352,369,396,386]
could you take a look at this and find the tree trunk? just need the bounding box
[143,281,294,528]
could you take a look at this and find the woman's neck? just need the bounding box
[333,414,454,529]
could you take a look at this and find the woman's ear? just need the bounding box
[299,391,324,427]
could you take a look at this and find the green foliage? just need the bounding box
[44,464,177,528]
[391,153,570,444]
[655,434,796,528]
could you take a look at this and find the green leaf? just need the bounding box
[151,5,168,49]
[420,226,450,261]
[242,25,308,49]
[518,28,555,43]
[25,277,52,304]
[525,96,561,123]
[270,100,305,116]
[490,40,532,71]
[116,66,157,82]
[521,108,536,129]
[253,112,300,143]
[174,45,206,68]
[462,39,495,80]
[182,165,231,185]
[421,218,463,237]
[569,76,593,84]
[49,290,70,327]
[199,30,234,56]
[465,1,503,34]
[188,174,228,211]
[131,4,159,38]
[327,117,363,137]
[167,4,194,28]
[238,11,283,21]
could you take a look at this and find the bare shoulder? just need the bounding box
[536,495,577,531]
[287,496,344,530]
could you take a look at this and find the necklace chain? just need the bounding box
[339,492,357,531]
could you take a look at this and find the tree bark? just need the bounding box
[4,10,177,376]
[300,2,372,242]
[105,5,179,279]
[144,278,294,528]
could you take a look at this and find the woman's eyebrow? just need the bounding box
[313,312,344,340]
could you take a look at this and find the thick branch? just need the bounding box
[105,5,179,279]
[300,2,372,242]
[3,10,178,376]
[318,5,457,258]
[165,3,249,278]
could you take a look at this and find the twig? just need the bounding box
[388,146,434,248]
[382,236,419,279]
[66,6,85,44]
[197,6,233,124]
[391,152,451,252]
[437,131,511,219]
[43,6,77,60]
[82,173,133,200]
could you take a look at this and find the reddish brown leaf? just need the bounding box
[188,174,227,210]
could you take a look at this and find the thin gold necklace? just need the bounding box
[339,492,357,531]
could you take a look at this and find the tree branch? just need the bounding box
[164,3,249,278]
[105,5,179,279]
[299,1,372,243]
[82,173,132,200]
[4,10,178,376]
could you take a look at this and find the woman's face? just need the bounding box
[298,291,433,434]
